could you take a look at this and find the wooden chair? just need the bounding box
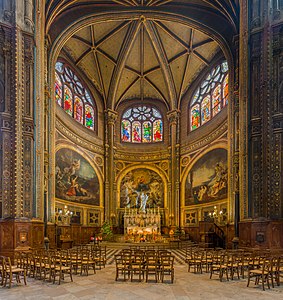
[227,254,240,280]
[114,254,130,281]
[130,253,145,282]
[187,251,203,273]
[2,256,27,288]
[93,246,106,269]
[53,255,73,285]
[210,253,229,282]
[145,255,159,283]
[0,256,5,286]
[160,255,174,283]
[275,256,283,286]
[43,255,56,282]
[247,257,272,290]
[80,250,96,276]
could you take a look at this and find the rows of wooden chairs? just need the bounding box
[185,246,283,291]
[1,244,107,288]
[0,256,27,288]
[115,248,175,283]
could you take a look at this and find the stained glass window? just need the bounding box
[64,86,73,116]
[132,121,142,143]
[223,74,229,106]
[74,96,83,124]
[212,84,221,116]
[121,106,163,143]
[55,61,96,130]
[85,104,94,130]
[189,61,229,131]
[191,104,200,130]
[55,73,62,106]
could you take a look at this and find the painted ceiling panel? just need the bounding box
[143,80,164,100]
[79,52,103,94]
[60,16,222,108]
[194,41,219,63]
[143,29,160,73]
[125,30,141,72]
[145,70,169,102]
[98,25,129,61]
[116,69,140,103]
[170,54,189,100]
[157,20,192,46]
[181,57,204,96]
[64,39,90,61]
[75,26,92,42]
[155,24,185,61]
[119,78,141,102]
[92,20,126,43]
[97,52,115,97]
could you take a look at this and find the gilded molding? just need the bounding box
[56,119,104,155]
[181,122,228,154]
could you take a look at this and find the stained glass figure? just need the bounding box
[64,86,73,116]
[74,96,83,124]
[121,120,131,142]
[201,96,211,124]
[85,105,94,130]
[189,60,229,131]
[223,74,229,106]
[143,121,152,142]
[132,121,141,143]
[212,84,221,116]
[153,120,163,141]
[55,73,62,106]
[121,106,163,143]
[191,104,200,130]
[55,61,96,130]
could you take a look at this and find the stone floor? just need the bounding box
[1,247,283,300]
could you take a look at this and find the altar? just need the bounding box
[124,208,161,237]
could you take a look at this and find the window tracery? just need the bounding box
[121,106,163,143]
[55,61,95,130]
[189,61,229,131]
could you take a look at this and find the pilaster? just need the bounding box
[167,109,180,227]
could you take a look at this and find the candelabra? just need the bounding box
[208,206,224,224]
[55,205,73,225]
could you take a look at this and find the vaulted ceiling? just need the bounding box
[46,0,239,109]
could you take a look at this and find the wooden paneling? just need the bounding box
[31,221,44,250]
[47,224,56,249]
[239,220,283,249]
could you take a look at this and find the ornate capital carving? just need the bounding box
[105,109,118,125]
[167,109,180,126]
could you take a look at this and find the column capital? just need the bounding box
[167,109,180,125]
[105,109,118,125]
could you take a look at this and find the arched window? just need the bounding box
[189,61,229,131]
[55,61,95,130]
[121,106,163,143]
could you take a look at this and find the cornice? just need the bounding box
[181,121,228,155]
[56,118,104,155]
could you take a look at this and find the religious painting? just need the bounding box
[55,148,100,205]
[185,148,228,206]
[120,168,164,209]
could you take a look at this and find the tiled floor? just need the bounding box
[0,249,283,300]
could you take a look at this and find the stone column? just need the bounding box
[167,110,180,228]
[230,36,240,248]
[0,0,45,255]
[104,109,117,223]
[239,0,250,220]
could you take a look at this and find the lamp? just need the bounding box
[55,205,73,225]
[208,206,224,224]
